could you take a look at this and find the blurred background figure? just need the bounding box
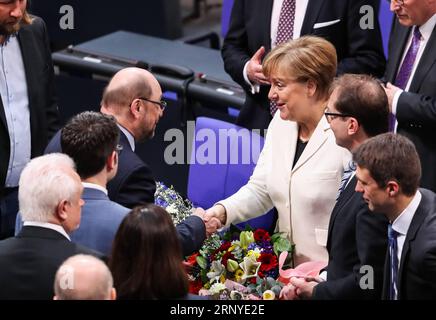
[109,204,199,300]
[54,254,116,300]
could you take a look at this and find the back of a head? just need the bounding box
[19,153,79,223]
[109,204,188,299]
[263,35,337,101]
[101,67,153,111]
[353,133,421,196]
[61,111,119,179]
[332,74,389,136]
[54,254,114,300]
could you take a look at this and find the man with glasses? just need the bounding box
[286,74,389,300]
[0,1,60,239]
[384,0,436,192]
[45,69,220,256]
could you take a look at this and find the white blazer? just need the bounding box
[220,113,351,265]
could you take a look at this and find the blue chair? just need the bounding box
[221,0,234,38]
[187,117,276,232]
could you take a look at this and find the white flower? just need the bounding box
[209,283,227,294]
[239,256,261,280]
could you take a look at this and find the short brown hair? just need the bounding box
[263,36,337,100]
[332,74,389,137]
[353,133,421,196]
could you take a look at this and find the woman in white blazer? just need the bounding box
[205,36,350,266]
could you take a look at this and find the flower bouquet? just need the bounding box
[185,224,293,300]
[154,181,193,225]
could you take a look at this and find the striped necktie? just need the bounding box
[388,224,399,300]
[270,0,296,116]
[390,27,422,131]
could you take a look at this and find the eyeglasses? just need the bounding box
[138,97,167,111]
[391,0,404,6]
[115,144,123,154]
[324,109,353,123]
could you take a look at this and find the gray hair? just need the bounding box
[54,254,114,300]
[19,153,79,222]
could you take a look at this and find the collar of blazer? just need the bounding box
[291,115,331,172]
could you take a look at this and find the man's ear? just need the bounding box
[107,151,117,171]
[386,181,400,197]
[348,118,359,135]
[129,99,142,118]
[55,199,69,222]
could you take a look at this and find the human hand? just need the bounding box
[279,283,299,300]
[289,277,318,299]
[204,205,227,225]
[384,82,401,112]
[246,47,269,85]
[193,207,222,237]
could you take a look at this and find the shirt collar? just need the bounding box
[22,221,71,241]
[418,14,436,42]
[117,124,135,152]
[82,182,108,195]
[392,190,422,236]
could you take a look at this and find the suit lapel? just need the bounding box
[409,25,436,92]
[291,117,328,173]
[262,0,274,52]
[326,177,357,249]
[385,22,411,82]
[397,193,428,296]
[300,0,324,36]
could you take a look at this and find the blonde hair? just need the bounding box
[263,36,337,100]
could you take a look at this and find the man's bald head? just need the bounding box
[101,67,159,111]
[54,254,116,300]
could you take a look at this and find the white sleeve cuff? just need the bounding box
[392,89,403,115]
[243,61,260,95]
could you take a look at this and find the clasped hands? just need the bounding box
[193,204,227,238]
[279,276,324,300]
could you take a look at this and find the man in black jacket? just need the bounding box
[222,0,385,131]
[285,74,389,300]
[0,2,59,239]
[0,153,101,300]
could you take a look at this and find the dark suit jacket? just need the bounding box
[384,20,436,192]
[313,177,388,299]
[382,189,436,300]
[0,226,101,300]
[0,17,59,192]
[45,129,206,256]
[222,0,386,130]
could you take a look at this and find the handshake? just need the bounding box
[192,204,227,238]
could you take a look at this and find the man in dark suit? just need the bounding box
[0,2,59,239]
[222,0,386,131]
[384,0,436,192]
[287,74,389,300]
[354,133,436,300]
[45,69,222,254]
[0,154,100,300]
[60,111,209,256]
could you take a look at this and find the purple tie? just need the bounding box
[270,0,296,116]
[390,27,422,130]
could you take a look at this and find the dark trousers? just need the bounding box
[0,187,19,240]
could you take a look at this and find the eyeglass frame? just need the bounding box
[115,144,123,154]
[324,108,353,123]
[137,97,167,111]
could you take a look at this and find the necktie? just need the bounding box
[336,160,356,201]
[388,224,399,300]
[390,27,422,130]
[270,0,296,117]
